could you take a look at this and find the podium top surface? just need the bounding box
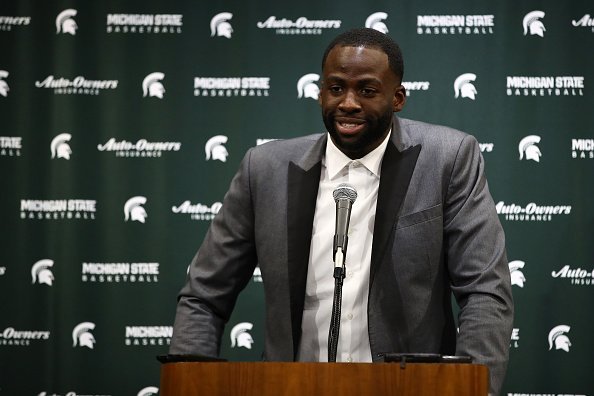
[159,360,489,396]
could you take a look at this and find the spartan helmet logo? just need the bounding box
[519,135,542,162]
[31,259,55,286]
[508,260,526,288]
[137,386,159,396]
[124,196,148,223]
[210,12,233,38]
[72,322,96,349]
[523,11,546,37]
[548,325,571,352]
[230,322,254,349]
[50,133,72,160]
[454,73,477,100]
[365,12,389,34]
[142,72,165,98]
[205,135,229,162]
[0,70,9,97]
[56,9,78,35]
[297,73,320,100]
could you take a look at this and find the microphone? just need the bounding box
[332,183,357,268]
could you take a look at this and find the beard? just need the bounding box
[323,107,394,159]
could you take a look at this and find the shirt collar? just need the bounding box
[324,130,392,180]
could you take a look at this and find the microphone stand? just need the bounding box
[328,184,356,362]
[328,247,346,362]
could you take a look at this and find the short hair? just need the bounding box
[321,28,404,82]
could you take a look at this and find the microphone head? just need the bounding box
[333,183,357,204]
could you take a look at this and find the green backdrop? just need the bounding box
[1,1,593,395]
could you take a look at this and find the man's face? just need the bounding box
[320,45,405,159]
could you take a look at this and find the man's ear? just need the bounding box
[393,85,406,112]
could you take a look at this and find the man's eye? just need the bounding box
[361,88,376,95]
[330,86,343,93]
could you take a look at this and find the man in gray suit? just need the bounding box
[170,28,513,395]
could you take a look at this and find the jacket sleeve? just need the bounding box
[169,148,258,356]
[443,135,514,395]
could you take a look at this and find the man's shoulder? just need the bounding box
[397,117,479,157]
[250,133,323,161]
[399,117,470,145]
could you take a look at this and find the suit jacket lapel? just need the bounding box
[286,135,325,359]
[370,133,421,286]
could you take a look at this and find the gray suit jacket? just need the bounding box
[170,116,514,395]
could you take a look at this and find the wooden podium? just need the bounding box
[159,361,488,395]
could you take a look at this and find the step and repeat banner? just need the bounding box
[1,1,593,395]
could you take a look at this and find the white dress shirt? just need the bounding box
[297,131,391,363]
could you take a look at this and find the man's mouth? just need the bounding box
[335,119,365,136]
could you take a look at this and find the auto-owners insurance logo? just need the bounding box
[35,75,118,95]
[572,14,594,33]
[0,15,31,31]
[256,15,341,35]
[172,200,222,221]
[97,136,181,158]
[0,326,50,346]
[552,264,594,286]
[496,201,571,222]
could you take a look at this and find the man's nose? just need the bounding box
[338,90,361,112]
